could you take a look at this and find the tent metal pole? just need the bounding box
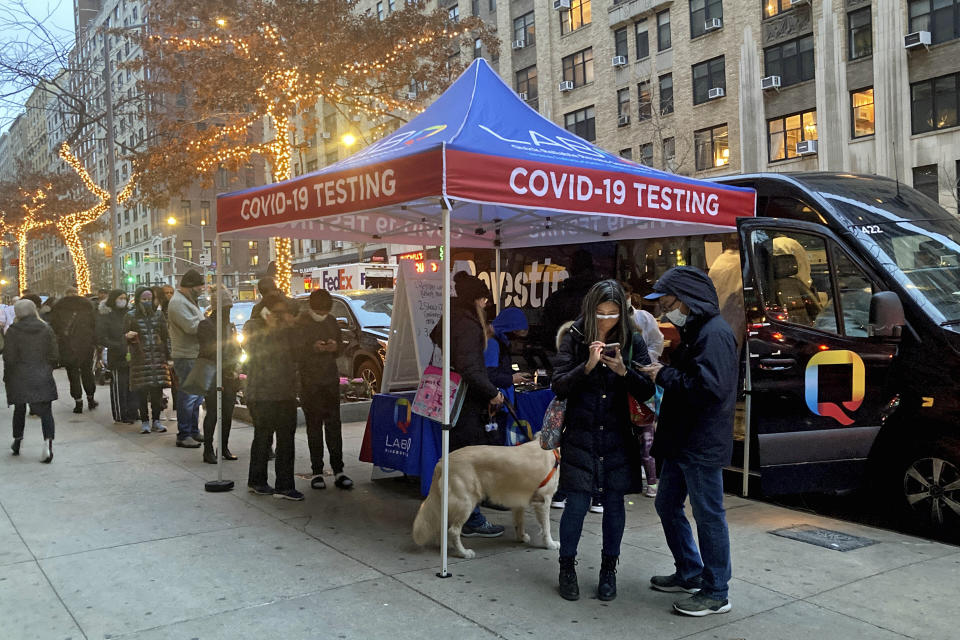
[494,246,501,313]
[205,233,234,493]
[741,335,752,497]
[438,201,451,578]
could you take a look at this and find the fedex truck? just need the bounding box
[308,263,398,292]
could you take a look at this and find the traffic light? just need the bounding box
[126,275,135,284]
[124,254,133,268]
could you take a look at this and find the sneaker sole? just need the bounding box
[247,487,274,496]
[673,602,731,616]
[551,503,566,509]
[273,493,305,501]
[651,583,701,594]
[460,531,505,538]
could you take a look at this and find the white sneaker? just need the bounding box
[644,484,658,498]
[551,499,566,509]
[41,439,53,463]
[589,502,604,514]
[140,422,151,434]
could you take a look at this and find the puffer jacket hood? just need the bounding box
[651,266,720,319]
[103,289,127,314]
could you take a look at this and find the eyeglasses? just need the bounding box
[596,312,620,320]
[660,297,681,312]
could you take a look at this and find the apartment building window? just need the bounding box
[562,48,594,87]
[659,73,674,114]
[474,38,483,58]
[472,0,480,15]
[489,0,496,10]
[183,240,193,262]
[324,113,338,137]
[911,72,959,134]
[657,10,671,51]
[516,65,538,100]
[613,28,629,60]
[389,0,396,11]
[448,5,459,22]
[326,149,340,165]
[200,201,210,226]
[663,137,676,169]
[564,106,596,142]
[620,148,633,159]
[248,240,259,267]
[560,0,591,35]
[220,241,231,267]
[694,124,729,170]
[851,88,875,138]
[767,109,817,162]
[307,159,318,172]
[377,1,384,20]
[848,7,872,59]
[514,12,535,46]
[690,0,723,39]
[764,34,815,88]
[639,143,654,166]
[692,56,725,105]
[913,165,939,202]
[638,81,652,120]
[909,0,960,45]
[635,20,650,59]
[764,0,792,19]
[180,199,192,225]
[618,88,631,122]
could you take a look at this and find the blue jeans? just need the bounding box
[559,490,626,558]
[173,358,202,441]
[654,459,731,600]
[465,507,488,528]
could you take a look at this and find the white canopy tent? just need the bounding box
[211,59,755,576]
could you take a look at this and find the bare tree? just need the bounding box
[633,72,696,175]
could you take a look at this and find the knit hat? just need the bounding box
[13,298,38,320]
[257,277,278,296]
[453,271,491,302]
[180,269,204,287]
[309,288,333,312]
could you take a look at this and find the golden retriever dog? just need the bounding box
[412,440,560,558]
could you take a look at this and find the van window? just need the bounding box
[831,249,876,337]
[331,299,354,328]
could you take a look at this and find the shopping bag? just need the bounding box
[539,397,566,450]
[411,364,467,425]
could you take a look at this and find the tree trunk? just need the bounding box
[59,223,92,296]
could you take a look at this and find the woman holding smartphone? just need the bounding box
[551,280,655,602]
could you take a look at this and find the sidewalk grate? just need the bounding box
[769,524,878,551]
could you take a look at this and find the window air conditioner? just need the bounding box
[705,18,722,31]
[518,91,528,100]
[796,140,818,156]
[707,87,725,99]
[333,240,344,249]
[612,55,627,67]
[321,132,331,139]
[554,0,571,10]
[558,80,575,92]
[406,91,417,99]
[618,114,630,126]
[761,75,781,91]
[512,39,526,50]
[904,31,932,49]
[352,114,361,122]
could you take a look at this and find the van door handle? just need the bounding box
[759,358,796,370]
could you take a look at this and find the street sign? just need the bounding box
[199,250,212,266]
[143,256,171,263]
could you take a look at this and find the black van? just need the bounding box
[712,172,960,533]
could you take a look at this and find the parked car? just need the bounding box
[293,289,393,392]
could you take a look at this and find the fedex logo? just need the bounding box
[321,269,359,290]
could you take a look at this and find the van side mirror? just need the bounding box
[869,292,905,338]
[336,317,350,329]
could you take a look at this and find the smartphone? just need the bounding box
[602,343,620,358]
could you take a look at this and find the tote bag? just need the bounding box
[411,364,467,425]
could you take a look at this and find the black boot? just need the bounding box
[87,396,98,410]
[73,400,83,414]
[598,554,618,601]
[11,438,21,456]
[203,445,217,464]
[559,556,579,601]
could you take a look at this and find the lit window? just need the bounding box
[767,109,817,162]
[694,124,729,170]
[851,88,875,138]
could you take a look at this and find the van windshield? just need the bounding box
[826,196,960,328]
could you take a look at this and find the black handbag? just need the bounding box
[181,357,216,396]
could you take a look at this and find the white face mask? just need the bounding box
[309,310,329,322]
[115,299,128,309]
[666,308,687,327]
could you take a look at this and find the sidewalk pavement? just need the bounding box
[1,372,958,640]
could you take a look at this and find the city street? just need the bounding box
[1,373,958,640]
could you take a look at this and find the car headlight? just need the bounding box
[239,349,248,363]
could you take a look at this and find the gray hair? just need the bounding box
[13,299,39,321]
[581,280,636,348]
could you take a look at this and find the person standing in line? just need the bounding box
[167,270,207,448]
[197,287,241,463]
[125,287,171,435]
[5,299,59,462]
[429,271,506,538]
[641,266,738,617]
[97,289,137,424]
[551,280,654,602]
[244,292,302,500]
[296,289,353,490]
[49,287,99,414]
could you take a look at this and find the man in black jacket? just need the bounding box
[296,289,352,490]
[49,288,99,413]
[641,266,738,617]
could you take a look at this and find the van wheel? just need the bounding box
[355,358,382,394]
[899,442,960,531]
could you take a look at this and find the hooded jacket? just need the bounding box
[650,267,738,467]
[484,307,528,390]
[49,295,97,366]
[124,288,172,390]
[430,297,500,449]
[3,315,59,405]
[96,289,131,369]
[541,270,599,351]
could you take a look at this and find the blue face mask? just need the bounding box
[666,308,687,327]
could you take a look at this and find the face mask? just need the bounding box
[141,301,153,312]
[115,299,128,309]
[666,308,687,327]
[309,310,329,322]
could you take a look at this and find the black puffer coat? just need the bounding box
[650,267,738,467]
[552,320,655,495]
[3,315,59,405]
[197,310,242,393]
[430,299,500,450]
[125,291,172,390]
[96,290,130,369]
[48,295,97,366]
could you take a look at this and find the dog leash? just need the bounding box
[501,397,535,442]
[538,449,561,489]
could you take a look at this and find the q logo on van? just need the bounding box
[394,398,412,433]
[804,350,865,426]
